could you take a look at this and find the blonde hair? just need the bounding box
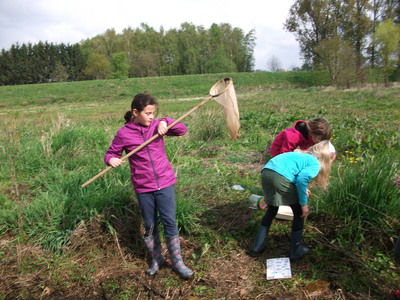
[308,140,336,190]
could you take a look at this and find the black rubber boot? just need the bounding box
[249,225,269,257]
[290,230,308,262]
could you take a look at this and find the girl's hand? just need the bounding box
[300,204,309,218]
[158,121,168,135]
[109,157,125,168]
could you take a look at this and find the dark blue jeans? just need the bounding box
[136,185,178,237]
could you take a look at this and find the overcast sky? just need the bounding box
[0,0,301,70]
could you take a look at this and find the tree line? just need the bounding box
[285,0,400,86]
[0,23,255,86]
[1,0,399,87]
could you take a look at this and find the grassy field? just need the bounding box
[0,71,399,299]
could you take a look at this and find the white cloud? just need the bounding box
[0,0,302,70]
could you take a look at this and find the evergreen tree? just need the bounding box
[0,49,13,85]
[66,43,87,81]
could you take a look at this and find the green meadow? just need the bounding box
[0,72,399,299]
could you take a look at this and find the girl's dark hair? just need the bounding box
[307,118,331,141]
[124,93,158,122]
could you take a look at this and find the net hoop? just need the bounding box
[209,77,233,97]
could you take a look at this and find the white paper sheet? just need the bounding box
[266,257,292,280]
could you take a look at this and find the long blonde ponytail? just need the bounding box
[308,140,336,190]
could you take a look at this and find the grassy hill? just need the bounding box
[0,72,399,299]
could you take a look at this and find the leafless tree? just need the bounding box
[266,55,283,72]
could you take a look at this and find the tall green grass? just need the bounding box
[0,114,135,251]
[318,154,399,246]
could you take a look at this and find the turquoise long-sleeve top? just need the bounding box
[262,152,321,205]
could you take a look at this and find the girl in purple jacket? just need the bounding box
[104,93,193,279]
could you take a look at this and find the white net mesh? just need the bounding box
[209,78,240,139]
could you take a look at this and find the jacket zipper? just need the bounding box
[141,128,161,190]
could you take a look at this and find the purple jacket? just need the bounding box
[104,118,187,193]
[269,120,314,157]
